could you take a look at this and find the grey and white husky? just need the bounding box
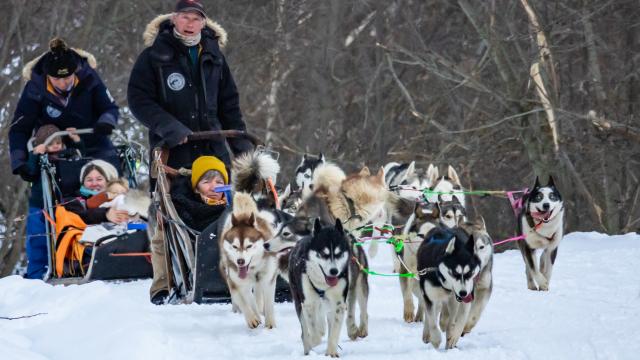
[289,219,367,357]
[517,176,565,291]
[417,227,480,349]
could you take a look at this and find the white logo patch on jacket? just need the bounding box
[167,73,185,91]
[46,105,62,118]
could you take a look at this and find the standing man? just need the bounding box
[10,38,119,280]
[128,0,253,304]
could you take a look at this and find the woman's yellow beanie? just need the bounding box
[191,156,228,189]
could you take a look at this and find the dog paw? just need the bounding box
[403,306,416,323]
[538,284,549,291]
[232,304,240,313]
[446,335,460,349]
[246,315,262,329]
[357,325,368,338]
[427,332,441,349]
[527,284,539,291]
[325,350,340,358]
[347,324,358,340]
[264,321,276,329]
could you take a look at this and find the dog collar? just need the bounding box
[309,278,326,298]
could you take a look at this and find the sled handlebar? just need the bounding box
[27,128,94,152]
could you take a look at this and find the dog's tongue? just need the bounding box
[325,276,339,287]
[533,210,552,221]
[461,293,474,303]
[238,265,249,279]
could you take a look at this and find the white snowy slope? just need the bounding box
[1,232,639,360]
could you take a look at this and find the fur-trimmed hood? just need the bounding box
[143,14,228,48]
[22,48,97,81]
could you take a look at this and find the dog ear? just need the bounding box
[466,234,475,253]
[231,214,239,227]
[334,218,343,233]
[437,194,444,203]
[452,195,461,205]
[547,175,555,188]
[376,167,385,184]
[448,165,461,186]
[249,213,256,226]
[318,153,325,163]
[476,216,487,231]
[406,161,416,177]
[427,164,439,186]
[533,176,541,189]
[359,166,371,177]
[313,217,322,235]
[445,236,456,254]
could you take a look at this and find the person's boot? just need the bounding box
[151,289,169,305]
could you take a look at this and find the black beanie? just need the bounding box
[44,38,78,78]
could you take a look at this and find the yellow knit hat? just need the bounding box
[191,156,228,189]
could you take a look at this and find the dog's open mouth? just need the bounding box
[277,245,294,255]
[238,261,251,279]
[456,293,474,303]
[533,208,553,222]
[325,276,339,287]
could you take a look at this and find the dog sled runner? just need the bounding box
[27,128,153,285]
[152,130,290,304]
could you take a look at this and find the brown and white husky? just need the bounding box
[219,192,278,329]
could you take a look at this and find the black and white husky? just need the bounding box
[294,153,325,194]
[417,227,480,349]
[517,176,565,291]
[289,219,362,357]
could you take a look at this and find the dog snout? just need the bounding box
[329,268,339,276]
[237,258,246,266]
[458,290,467,297]
[542,203,550,210]
[264,243,271,251]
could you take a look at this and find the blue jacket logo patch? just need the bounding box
[167,73,185,91]
[46,105,62,118]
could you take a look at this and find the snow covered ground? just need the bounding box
[1,232,639,360]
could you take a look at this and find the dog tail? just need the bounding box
[232,151,280,193]
[312,163,346,193]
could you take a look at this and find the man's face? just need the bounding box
[173,11,205,37]
[48,74,75,92]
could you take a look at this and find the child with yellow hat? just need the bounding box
[171,155,229,231]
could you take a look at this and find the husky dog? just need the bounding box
[295,153,325,195]
[459,220,493,334]
[384,161,431,200]
[425,164,466,208]
[417,227,480,349]
[438,220,493,335]
[311,163,388,232]
[278,183,304,215]
[395,195,466,323]
[289,218,363,357]
[232,150,281,208]
[219,193,278,329]
[517,176,564,291]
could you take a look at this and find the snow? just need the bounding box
[1,232,639,360]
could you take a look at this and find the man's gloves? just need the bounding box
[93,122,114,136]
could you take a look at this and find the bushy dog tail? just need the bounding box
[232,151,280,193]
[312,163,346,193]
